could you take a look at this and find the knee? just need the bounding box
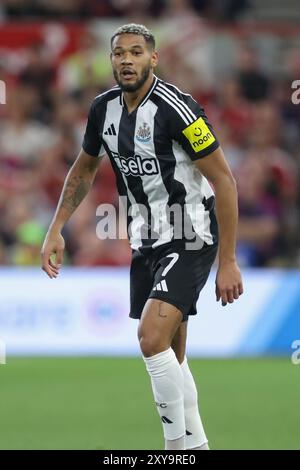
[138,332,168,357]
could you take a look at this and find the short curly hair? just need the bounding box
[110,23,155,50]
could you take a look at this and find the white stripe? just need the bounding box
[153,90,190,126]
[161,280,168,292]
[172,140,214,245]
[157,83,196,122]
[156,282,162,291]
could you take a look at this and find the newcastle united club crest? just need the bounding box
[136,122,151,143]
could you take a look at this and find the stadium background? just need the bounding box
[0,0,300,450]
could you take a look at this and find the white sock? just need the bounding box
[165,435,186,450]
[193,442,210,450]
[143,348,186,448]
[181,356,208,449]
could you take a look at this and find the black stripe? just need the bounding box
[102,139,134,238]
[102,141,127,197]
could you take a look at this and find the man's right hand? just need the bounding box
[41,231,65,279]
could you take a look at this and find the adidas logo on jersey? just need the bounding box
[104,123,116,136]
[153,280,168,292]
[114,154,159,177]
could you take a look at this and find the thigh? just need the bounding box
[138,298,183,351]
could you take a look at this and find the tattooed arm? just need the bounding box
[41,148,102,278]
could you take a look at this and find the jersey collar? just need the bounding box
[120,75,158,109]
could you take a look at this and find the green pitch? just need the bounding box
[0,357,299,450]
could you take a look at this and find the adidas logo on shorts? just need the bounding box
[153,280,168,292]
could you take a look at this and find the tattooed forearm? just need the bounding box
[47,151,101,232]
[61,176,90,214]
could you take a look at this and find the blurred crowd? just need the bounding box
[0,0,249,22]
[0,15,299,268]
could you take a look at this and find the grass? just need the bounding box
[0,357,299,450]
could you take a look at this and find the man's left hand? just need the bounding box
[215,261,243,306]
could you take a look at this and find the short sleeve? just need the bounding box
[171,95,220,160]
[82,101,103,157]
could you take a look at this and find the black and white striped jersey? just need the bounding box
[82,75,220,252]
